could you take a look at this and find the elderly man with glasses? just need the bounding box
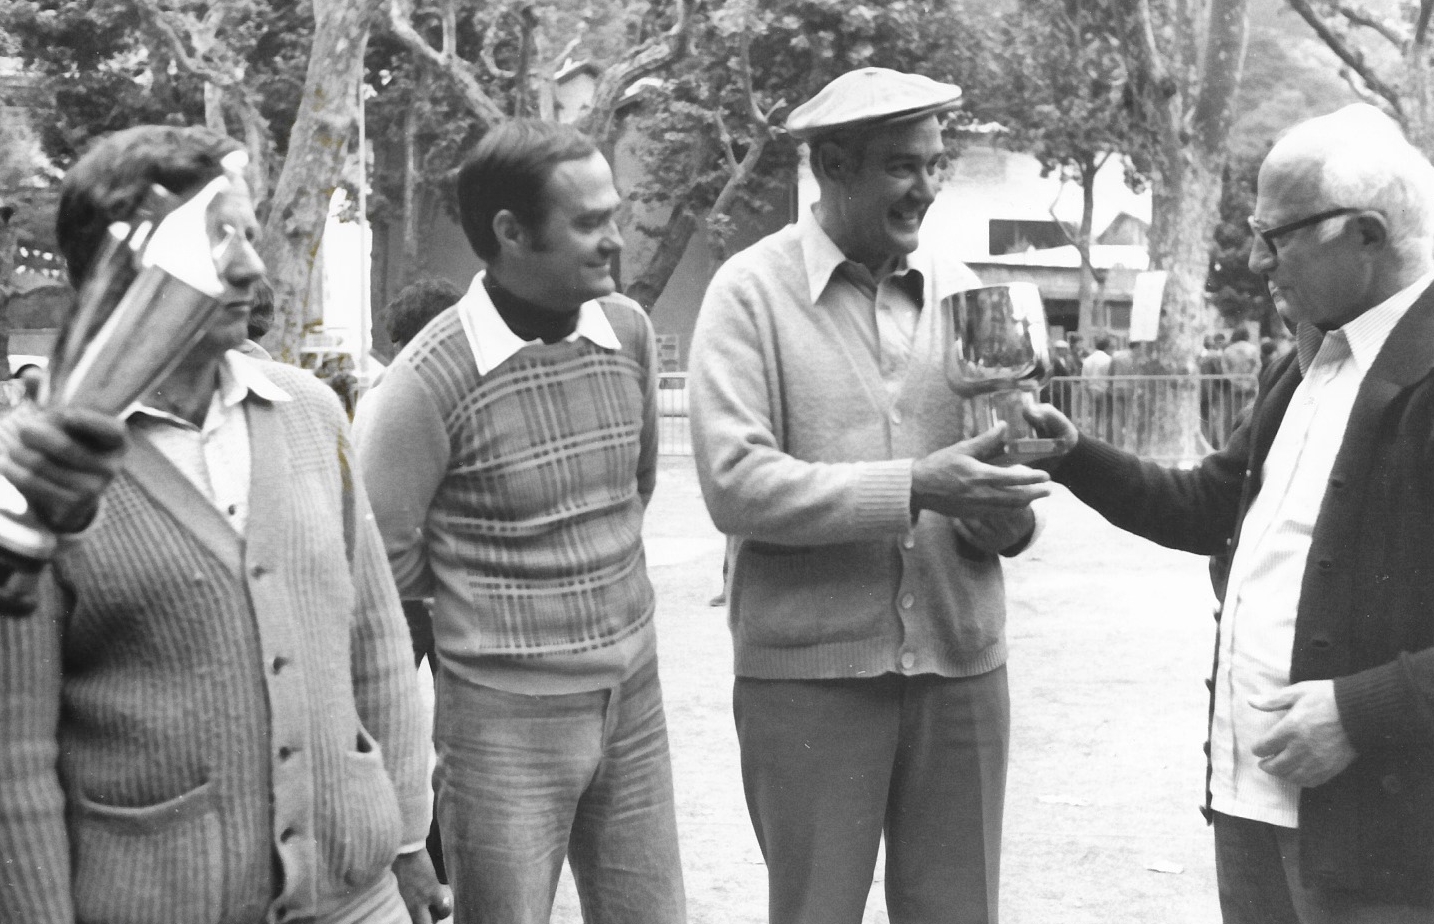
[1029,103,1434,922]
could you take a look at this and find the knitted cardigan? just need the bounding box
[353,295,658,686]
[0,362,430,924]
[689,222,1013,680]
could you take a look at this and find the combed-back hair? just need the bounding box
[57,125,242,288]
[455,119,597,262]
[387,278,464,349]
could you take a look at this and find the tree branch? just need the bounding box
[1335,3,1406,50]
[386,0,507,126]
[578,0,694,146]
[1285,0,1404,115]
[1417,0,1434,48]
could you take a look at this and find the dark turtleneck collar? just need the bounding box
[483,274,580,345]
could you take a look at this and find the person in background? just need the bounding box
[355,119,682,924]
[1079,334,1114,441]
[689,67,1051,924]
[0,124,447,924]
[1221,326,1262,414]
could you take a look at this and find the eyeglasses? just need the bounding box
[1247,207,1361,254]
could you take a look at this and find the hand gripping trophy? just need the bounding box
[0,151,249,600]
[943,281,1059,463]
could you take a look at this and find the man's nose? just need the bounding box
[1248,234,1276,275]
[220,236,266,287]
[913,168,939,205]
[600,219,623,255]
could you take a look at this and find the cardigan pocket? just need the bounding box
[70,779,222,924]
[333,726,404,891]
[733,540,890,647]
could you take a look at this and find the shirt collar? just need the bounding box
[130,350,291,430]
[455,271,622,376]
[1294,269,1434,375]
[796,207,920,305]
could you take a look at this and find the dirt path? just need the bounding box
[544,456,1222,923]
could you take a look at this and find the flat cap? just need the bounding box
[785,67,962,140]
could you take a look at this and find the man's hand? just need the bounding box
[954,507,1035,554]
[1023,403,1080,455]
[0,404,127,534]
[393,850,452,923]
[911,425,1051,519]
[1250,680,1357,788]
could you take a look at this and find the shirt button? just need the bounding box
[900,592,915,609]
[890,409,903,425]
[278,745,295,761]
[251,564,266,578]
[227,504,238,515]
[900,651,916,670]
[902,534,915,550]
[272,656,289,675]
[280,827,297,842]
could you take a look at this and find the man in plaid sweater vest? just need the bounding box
[355,120,683,924]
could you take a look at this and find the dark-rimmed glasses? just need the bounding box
[1247,207,1360,254]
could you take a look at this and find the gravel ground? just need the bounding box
[526,455,1225,923]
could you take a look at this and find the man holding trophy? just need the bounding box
[688,68,1051,924]
[0,125,447,924]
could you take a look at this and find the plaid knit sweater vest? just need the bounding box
[407,303,657,662]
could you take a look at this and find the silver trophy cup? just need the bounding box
[0,169,240,589]
[942,282,1057,463]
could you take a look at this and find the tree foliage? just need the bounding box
[971,0,1150,332]
[1282,0,1434,151]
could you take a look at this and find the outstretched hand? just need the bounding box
[1023,403,1080,455]
[911,424,1051,519]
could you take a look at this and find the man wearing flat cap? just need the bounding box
[689,67,1051,924]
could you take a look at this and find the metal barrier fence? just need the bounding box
[657,373,692,455]
[1045,374,1258,458]
[656,372,1260,459]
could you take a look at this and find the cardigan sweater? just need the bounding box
[0,361,430,924]
[1053,286,1434,903]
[353,293,658,694]
[689,219,1017,680]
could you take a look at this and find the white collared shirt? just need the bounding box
[128,351,292,536]
[796,208,978,399]
[455,271,622,377]
[1211,270,1434,828]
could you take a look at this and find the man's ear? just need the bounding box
[813,141,849,183]
[492,210,528,254]
[1353,211,1389,248]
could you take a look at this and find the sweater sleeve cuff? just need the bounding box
[1333,656,1429,754]
[858,460,918,535]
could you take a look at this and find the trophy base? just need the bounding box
[999,436,1061,465]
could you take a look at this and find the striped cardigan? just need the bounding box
[354,295,658,687]
[0,362,430,924]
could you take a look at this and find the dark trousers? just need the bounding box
[734,668,1009,924]
[1213,812,1433,924]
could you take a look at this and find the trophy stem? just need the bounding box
[972,383,1059,464]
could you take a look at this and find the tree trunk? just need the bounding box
[624,205,698,312]
[261,0,382,363]
[1145,150,1224,460]
[0,210,16,379]
[1076,163,1098,334]
[1136,0,1250,460]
